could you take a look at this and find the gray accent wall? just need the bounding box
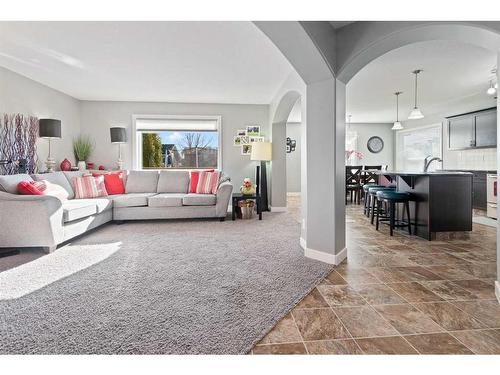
[0,66,81,171]
[348,123,394,169]
[79,101,269,190]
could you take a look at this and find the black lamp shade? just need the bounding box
[39,119,62,138]
[110,127,127,143]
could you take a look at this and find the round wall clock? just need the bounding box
[367,136,384,153]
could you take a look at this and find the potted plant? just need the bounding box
[73,136,94,171]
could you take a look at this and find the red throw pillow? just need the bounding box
[196,170,220,194]
[93,172,125,195]
[189,169,214,193]
[17,181,45,195]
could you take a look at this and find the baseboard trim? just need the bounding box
[299,236,306,250]
[270,206,287,212]
[495,281,500,304]
[301,237,347,265]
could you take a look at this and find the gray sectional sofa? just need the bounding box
[0,170,233,253]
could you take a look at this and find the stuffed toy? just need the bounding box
[240,178,256,195]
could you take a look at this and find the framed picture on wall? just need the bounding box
[233,136,242,146]
[250,136,264,143]
[241,144,252,155]
[236,129,247,136]
[240,136,250,145]
[246,125,260,136]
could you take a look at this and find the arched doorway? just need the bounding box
[256,21,500,282]
[269,90,301,211]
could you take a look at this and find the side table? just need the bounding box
[232,193,262,220]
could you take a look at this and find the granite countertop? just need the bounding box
[377,170,473,176]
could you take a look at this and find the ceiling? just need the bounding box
[347,40,498,123]
[0,21,293,104]
[329,21,354,30]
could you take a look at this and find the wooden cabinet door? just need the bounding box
[448,115,474,149]
[475,110,497,148]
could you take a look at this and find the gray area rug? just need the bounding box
[0,212,333,354]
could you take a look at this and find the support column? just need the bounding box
[302,78,346,264]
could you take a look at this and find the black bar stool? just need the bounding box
[375,190,412,236]
[368,186,396,224]
[362,184,385,216]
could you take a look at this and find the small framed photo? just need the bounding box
[246,125,260,137]
[250,136,264,143]
[241,144,252,155]
[236,129,247,136]
[240,136,250,145]
[233,136,242,146]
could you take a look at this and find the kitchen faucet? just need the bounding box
[423,156,442,172]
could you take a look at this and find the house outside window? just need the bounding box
[133,115,222,170]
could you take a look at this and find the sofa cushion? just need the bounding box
[148,193,185,207]
[62,200,97,223]
[182,193,216,206]
[0,174,34,194]
[125,171,159,193]
[157,171,190,193]
[71,197,114,214]
[33,172,75,199]
[113,193,157,208]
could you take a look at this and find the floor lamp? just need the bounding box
[251,142,272,211]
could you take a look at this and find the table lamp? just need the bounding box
[39,119,62,173]
[110,127,127,170]
[251,142,272,211]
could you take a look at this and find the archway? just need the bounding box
[269,90,301,211]
[256,21,500,285]
[336,22,500,300]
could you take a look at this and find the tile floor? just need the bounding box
[252,203,499,355]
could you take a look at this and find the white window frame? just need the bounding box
[395,123,443,171]
[132,114,223,170]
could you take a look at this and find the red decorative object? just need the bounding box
[98,165,106,170]
[60,158,72,171]
[93,172,125,195]
[86,162,95,170]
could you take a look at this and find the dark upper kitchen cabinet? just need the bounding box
[448,115,475,149]
[447,107,497,150]
[475,110,497,147]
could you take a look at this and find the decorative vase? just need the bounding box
[60,158,71,171]
[98,165,106,171]
[86,162,95,170]
[77,161,86,171]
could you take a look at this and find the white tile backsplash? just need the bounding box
[445,148,497,170]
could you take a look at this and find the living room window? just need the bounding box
[133,115,222,170]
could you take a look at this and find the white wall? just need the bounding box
[286,122,301,192]
[0,66,81,171]
[348,123,394,169]
[79,101,269,187]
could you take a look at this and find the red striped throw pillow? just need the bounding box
[195,170,220,194]
[72,175,108,199]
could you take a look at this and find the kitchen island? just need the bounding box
[377,171,473,240]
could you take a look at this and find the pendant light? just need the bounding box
[392,91,403,130]
[487,80,497,96]
[408,69,424,120]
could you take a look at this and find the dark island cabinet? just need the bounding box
[447,107,497,150]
